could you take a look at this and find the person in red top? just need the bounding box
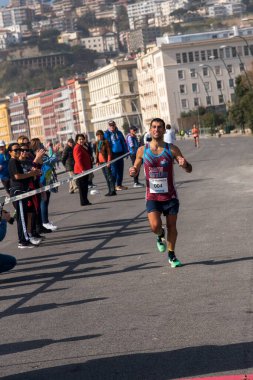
[129,118,192,268]
[73,134,92,206]
[95,130,116,196]
[191,124,199,148]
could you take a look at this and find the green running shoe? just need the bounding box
[168,255,182,268]
[156,228,166,253]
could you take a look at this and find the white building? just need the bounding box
[127,0,165,30]
[87,59,143,134]
[208,3,246,17]
[137,26,253,130]
[80,33,118,53]
[0,29,20,49]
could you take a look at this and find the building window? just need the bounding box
[194,51,200,61]
[180,84,186,94]
[239,63,244,72]
[201,50,206,61]
[188,52,194,62]
[192,83,198,92]
[217,80,222,90]
[204,82,210,91]
[203,67,208,76]
[207,50,212,59]
[215,66,221,75]
[178,70,184,79]
[213,49,218,59]
[182,52,187,63]
[206,96,212,105]
[176,53,181,63]
[229,78,234,88]
[190,68,197,78]
[194,98,199,106]
[225,47,231,58]
[231,47,237,58]
[227,64,232,73]
[181,99,188,108]
[219,94,224,104]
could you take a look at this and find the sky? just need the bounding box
[0,1,8,6]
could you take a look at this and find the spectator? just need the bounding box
[164,124,176,144]
[0,210,16,274]
[73,134,92,206]
[62,138,78,194]
[0,140,10,194]
[126,126,144,188]
[104,120,128,191]
[8,142,40,248]
[95,130,116,196]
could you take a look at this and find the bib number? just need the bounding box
[149,178,168,193]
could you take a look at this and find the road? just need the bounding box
[0,135,252,380]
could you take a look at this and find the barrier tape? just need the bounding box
[2,152,130,205]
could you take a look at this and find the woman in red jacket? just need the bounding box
[73,134,92,206]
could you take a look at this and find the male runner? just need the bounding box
[129,118,192,268]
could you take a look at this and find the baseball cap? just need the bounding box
[130,125,138,131]
[0,140,6,147]
[108,120,116,126]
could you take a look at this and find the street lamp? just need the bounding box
[220,44,252,90]
[229,35,252,56]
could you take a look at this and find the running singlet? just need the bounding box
[143,143,178,202]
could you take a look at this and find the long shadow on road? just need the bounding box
[2,341,252,380]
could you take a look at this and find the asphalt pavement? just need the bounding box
[0,135,252,380]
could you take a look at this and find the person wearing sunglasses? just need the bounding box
[8,143,41,249]
[19,144,42,246]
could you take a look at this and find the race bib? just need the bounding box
[149,178,168,193]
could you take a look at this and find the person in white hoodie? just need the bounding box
[164,124,176,144]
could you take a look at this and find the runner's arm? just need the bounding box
[129,146,144,177]
[171,145,192,173]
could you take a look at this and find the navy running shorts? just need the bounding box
[146,198,179,216]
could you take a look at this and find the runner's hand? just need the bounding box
[177,156,187,168]
[129,166,137,177]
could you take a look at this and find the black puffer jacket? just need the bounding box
[61,145,75,171]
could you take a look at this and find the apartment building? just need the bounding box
[87,59,143,134]
[0,7,35,28]
[27,92,44,141]
[0,99,12,143]
[208,3,246,17]
[128,0,167,30]
[8,92,29,141]
[40,89,56,143]
[137,26,253,130]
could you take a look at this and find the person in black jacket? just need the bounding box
[62,138,78,194]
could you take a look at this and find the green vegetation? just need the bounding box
[228,74,253,132]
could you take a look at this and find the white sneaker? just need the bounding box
[133,182,144,188]
[43,222,57,231]
[29,236,42,245]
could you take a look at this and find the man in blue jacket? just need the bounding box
[126,126,144,188]
[104,120,128,191]
[0,140,10,194]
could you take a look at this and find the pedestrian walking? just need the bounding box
[61,138,78,194]
[164,124,176,144]
[95,130,116,196]
[126,126,144,188]
[129,118,192,268]
[73,134,92,206]
[104,120,128,191]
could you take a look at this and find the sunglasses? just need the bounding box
[21,149,29,152]
[12,149,21,153]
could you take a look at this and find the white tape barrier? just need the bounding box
[3,152,130,205]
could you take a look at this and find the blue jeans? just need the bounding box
[0,254,16,273]
[41,191,51,224]
[111,153,124,186]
